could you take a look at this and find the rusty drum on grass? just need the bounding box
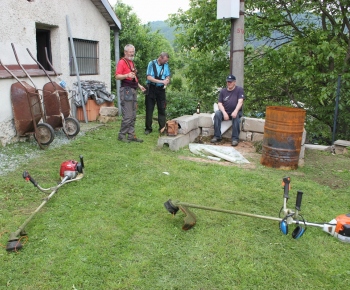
[260,106,306,169]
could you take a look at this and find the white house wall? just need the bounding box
[0,0,114,146]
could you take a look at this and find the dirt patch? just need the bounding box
[0,122,105,176]
[302,149,350,189]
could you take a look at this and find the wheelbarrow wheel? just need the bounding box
[34,123,55,145]
[63,117,80,137]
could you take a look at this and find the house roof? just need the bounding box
[91,0,122,30]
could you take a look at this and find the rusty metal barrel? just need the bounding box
[260,106,306,169]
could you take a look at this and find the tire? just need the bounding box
[34,123,55,145]
[63,117,80,137]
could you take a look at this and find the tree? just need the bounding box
[110,2,175,92]
[245,0,350,142]
[169,0,350,142]
[168,0,231,112]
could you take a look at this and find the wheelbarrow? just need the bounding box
[0,59,55,148]
[27,47,80,138]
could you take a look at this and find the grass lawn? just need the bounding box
[1,117,350,289]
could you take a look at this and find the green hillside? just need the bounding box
[149,21,175,45]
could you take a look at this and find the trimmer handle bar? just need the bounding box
[23,171,38,187]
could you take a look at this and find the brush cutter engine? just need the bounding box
[5,155,84,252]
[164,176,350,244]
[60,157,84,180]
[323,214,350,243]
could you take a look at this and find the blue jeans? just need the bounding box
[213,110,242,141]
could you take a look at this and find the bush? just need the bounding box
[166,90,198,119]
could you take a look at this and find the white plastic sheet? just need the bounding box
[189,143,250,164]
[212,103,232,134]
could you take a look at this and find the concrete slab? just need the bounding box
[174,115,199,135]
[304,144,331,151]
[201,127,214,136]
[301,128,307,145]
[252,132,264,142]
[242,117,265,133]
[334,146,349,155]
[98,116,117,123]
[334,140,350,147]
[212,103,232,134]
[223,129,253,141]
[100,106,118,116]
[189,128,201,142]
[299,144,305,159]
[157,134,190,151]
[195,113,213,128]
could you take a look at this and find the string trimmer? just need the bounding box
[5,156,85,252]
[164,177,350,243]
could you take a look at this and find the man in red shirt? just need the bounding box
[115,44,146,142]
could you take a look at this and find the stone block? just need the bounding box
[304,144,331,151]
[195,113,214,128]
[298,159,305,167]
[222,129,231,138]
[301,128,307,145]
[222,129,252,141]
[238,131,251,141]
[100,106,118,117]
[242,117,265,133]
[252,132,264,142]
[201,127,214,136]
[189,128,201,142]
[157,134,190,151]
[174,115,199,135]
[334,140,350,154]
[98,116,117,123]
[299,144,305,159]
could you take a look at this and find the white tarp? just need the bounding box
[189,143,250,164]
[212,103,232,134]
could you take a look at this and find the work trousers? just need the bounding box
[213,110,242,141]
[119,86,137,140]
[145,84,166,132]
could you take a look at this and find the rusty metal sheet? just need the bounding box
[42,82,70,129]
[11,81,43,136]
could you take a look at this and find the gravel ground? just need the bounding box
[0,122,104,176]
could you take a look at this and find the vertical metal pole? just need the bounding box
[229,18,234,75]
[332,74,342,145]
[114,29,121,116]
[66,15,88,123]
[231,0,245,88]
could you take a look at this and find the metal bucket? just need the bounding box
[260,106,306,169]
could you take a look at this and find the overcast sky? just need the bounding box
[108,0,190,24]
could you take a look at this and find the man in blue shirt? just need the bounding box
[145,52,171,134]
[211,75,245,146]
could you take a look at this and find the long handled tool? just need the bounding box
[6,156,85,252]
[164,177,350,243]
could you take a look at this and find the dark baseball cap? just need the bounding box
[226,75,236,82]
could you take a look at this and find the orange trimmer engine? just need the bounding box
[335,214,350,235]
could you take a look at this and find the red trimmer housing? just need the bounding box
[59,156,84,180]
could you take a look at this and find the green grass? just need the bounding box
[1,118,350,289]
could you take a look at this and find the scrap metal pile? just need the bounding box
[72,80,115,107]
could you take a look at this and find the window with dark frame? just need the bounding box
[69,38,99,75]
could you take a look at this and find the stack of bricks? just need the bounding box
[158,113,306,164]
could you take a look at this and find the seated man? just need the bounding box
[211,75,245,146]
